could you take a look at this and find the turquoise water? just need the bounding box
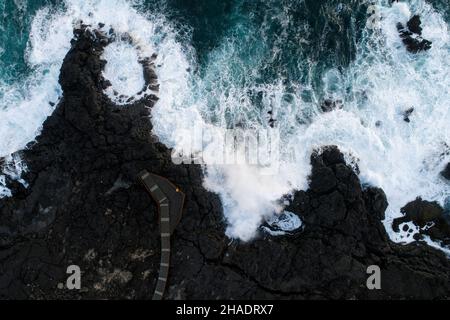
[0,0,367,90]
[0,0,449,248]
[0,0,56,83]
[1,1,449,88]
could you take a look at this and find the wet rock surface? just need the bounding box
[1,28,450,300]
[403,107,414,123]
[407,15,423,35]
[320,99,343,113]
[393,198,450,247]
[397,15,432,53]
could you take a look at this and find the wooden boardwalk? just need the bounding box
[138,170,185,300]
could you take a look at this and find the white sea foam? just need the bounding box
[344,1,450,243]
[0,154,28,198]
[263,211,303,236]
[0,6,73,196]
[102,40,145,102]
[0,6,70,159]
[0,175,11,198]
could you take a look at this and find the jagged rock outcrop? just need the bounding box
[320,99,343,113]
[0,27,449,300]
[393,198,450,247]
[397,15,432,53]
[442,163,450,181]
[403,107,414,123]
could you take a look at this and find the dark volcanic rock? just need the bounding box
[407,15,423,35]
[403,107,414,123]
[1,27,450,300]
[442,163,450,180]
[401,198,443,226]
[397,15,432,53]
[393,198,450,246]
[320,99,343,113]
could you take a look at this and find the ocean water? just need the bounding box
[0,0,449,249]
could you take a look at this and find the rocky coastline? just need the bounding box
[0,26,449,300]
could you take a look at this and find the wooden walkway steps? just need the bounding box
[138,170,185,300]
